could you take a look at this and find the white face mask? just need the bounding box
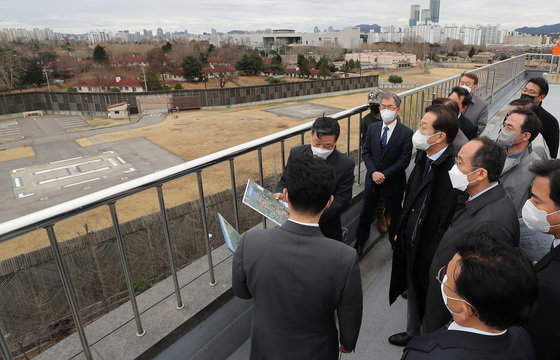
[380,109,397,124]
[440,274,472,316]
[459,85,473,94]
[448,164,479,191]
[412,130,440,151]
[311,145,333,160]
[521,200,560,233]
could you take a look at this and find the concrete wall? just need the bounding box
[0,75,378,118]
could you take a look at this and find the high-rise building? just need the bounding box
[429,0,440,23]
[409,5,420,26]
[421,9,431,24]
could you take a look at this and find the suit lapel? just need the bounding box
[535,245,560,272]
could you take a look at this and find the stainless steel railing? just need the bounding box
[0,53,555,359]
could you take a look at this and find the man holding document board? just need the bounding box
[232,154,363,360]
[275,116,355,241]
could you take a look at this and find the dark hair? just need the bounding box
[527,77,549,96]
[312,116,340,141]
[529,159,560,207]
[460,72,479,85]
[449,86,473,107]
[454,232,538,329]
[286,153,336,215]
[471,137,506,182]
[432,97,460,117]
[509,98,538,113]
[509,108,542,143]
[425,104,459,143]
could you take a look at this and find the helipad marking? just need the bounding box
[37,167,111,185]
[123,168,136,174]
[17,192,35,199]
[14,177,22,188]
[62,177,103,188]
[49,156,84,165]
[35,159,103,174]
[116,157,127,164]
[108,158,118,167]
[11,168,25,174]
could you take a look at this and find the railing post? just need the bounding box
[358,111,363,185]
[490,68,497,104]
[45,225,93,360]
[196,171,217,286]
[300,132,305,145]
[346,115,351,156]
[281,140,286,172]
[229,159,240,231]
[0,325,13,360]
[108,203,146,336]
[257,148,267,229]
[156,185,184,310]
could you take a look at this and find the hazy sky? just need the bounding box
[1,0,558,34]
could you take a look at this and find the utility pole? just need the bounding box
[43,67,52,92]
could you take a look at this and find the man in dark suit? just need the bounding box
[459,72,489,135]
[233,154,363,360]
[355,92,413,255]
[388,105,461,346]
[449,86,477,140]
[402,233,538,359]
[521,77,559,158]
[522,159,560,360]
[275,116,355,241]
[422,137,520,333]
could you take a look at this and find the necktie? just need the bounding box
[381,126,389,148]
[423,158,433,178]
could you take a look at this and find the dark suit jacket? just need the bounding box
[462,93,488,135]
[524,244,560,360]
[389,146,460,307]
[422,184,520,333]
[458,113,477,140]
[362,120,413,196]
[535,105,559,158]
[402,326,535,359]
[276,145,355,241]
[232,221,363,360]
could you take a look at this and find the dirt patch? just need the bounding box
[0,146,35,162]
[75,137,93,147]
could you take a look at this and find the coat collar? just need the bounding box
[535,241,560,271]
[279,219,325,238]
[463,184,505,215]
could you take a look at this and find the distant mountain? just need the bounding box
[356,24,381,33]
[515,23,560,36]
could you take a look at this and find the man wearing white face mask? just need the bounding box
[355,92,413,255]
[275,117,354,241]
[388,105,461,346]
[422,137,520,333]
[498,108,542,216]
[459,72,488,136]
[402,233,538,359]
[522,159,560,360]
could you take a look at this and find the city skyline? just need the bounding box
[1,0,558,35]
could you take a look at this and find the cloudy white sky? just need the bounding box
[2,0,558,34]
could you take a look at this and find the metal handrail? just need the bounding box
[0,53,555,359]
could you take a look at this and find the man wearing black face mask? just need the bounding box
[360,88,383,143]
[497,108,542,215]
[521,77,559,158]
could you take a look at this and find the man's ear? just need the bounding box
[325,195,334,209]
[283,188,288,203]
[475,168,488,182]
[456,301,475,323]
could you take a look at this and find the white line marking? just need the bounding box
[11,168,25,173]
[14,177,22,188]
[62,177,103,188]
[108,158,118,167]
[36,159,102,174]
[49,156,84,165]
[116,157,127,164]
[103,151,115,154]
[37,166,111,185]
[17,192,35,199]
[123,168,136,173]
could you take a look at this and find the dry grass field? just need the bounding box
[0,66,470,260]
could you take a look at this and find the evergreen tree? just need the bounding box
[181,55,203,81]
[92,45,108,65]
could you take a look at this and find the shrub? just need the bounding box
[388,75,403,84]
[109,87,121,93]
[174,83,182,90]
[66,87,78,93]
[133,277,151,294]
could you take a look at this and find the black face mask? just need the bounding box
[369,104,380,114]
[520,93,536,101]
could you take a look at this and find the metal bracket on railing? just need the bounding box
[196,171,217,286]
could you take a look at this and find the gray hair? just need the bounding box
[379,92,401,107]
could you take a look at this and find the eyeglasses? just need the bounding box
[522,88,540,96]
[379,105,398,110]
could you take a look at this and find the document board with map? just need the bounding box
[218,212,242,253]
[242,179,289,225]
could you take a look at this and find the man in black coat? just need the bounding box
[402,233,538,360]
[521,77,559,158]
[355,92,413,254]
[522,159,560,360]
[276,116,354,241]
[449,86,477,140]
[422,137,520,333]
[234,154,363,360]
[388,105,461,346]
